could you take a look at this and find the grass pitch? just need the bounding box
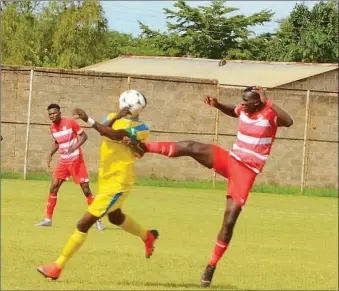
[1,179,338,290]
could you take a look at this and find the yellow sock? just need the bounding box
[55,229,88,268]
[120,215,147,240]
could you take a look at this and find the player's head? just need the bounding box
[47,103,61,124]
[242,86,264,114]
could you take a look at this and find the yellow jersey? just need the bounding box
[97,113,150,195]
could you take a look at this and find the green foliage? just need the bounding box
[105,30,172,58]
[2,0,108,68]
[1,0,337,67]
[226,33,273,60]
[1,1,41,66]
[48,1,108,68]
[265,1,338,63]
[138,0,274,59]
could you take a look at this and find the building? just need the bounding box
[81,56,339,92]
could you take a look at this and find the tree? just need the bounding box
[226,33,273,60]
[45,0,108,68]
[1,0,109,68]
[265,1,338,63]
[104,30,171,59]
[138,0,274,59]
[1,1,41,66]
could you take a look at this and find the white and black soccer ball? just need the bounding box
[119,90,147,116]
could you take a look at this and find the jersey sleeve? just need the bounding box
[234,105,243,116]
[49,126,56,141]
[103,113,116,123]
[126,123,150,143]
[266,109,279,129]
[71,119,84,135]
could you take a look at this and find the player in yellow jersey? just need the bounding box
[37,102,158,280]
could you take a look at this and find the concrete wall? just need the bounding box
[278,69,338,92]
[1,66,338,189]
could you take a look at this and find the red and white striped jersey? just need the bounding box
[50,118,84,162]
[230,103,278,173]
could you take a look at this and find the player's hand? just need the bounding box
[204,96,219,107]
[252,86,267,104]
[72,108,88,122]
[122,136,131,145]
[116,107,131,119]
[47,154,52,169]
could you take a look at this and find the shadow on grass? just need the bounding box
[117,280,237,290]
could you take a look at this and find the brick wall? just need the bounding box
[1,66,338,189]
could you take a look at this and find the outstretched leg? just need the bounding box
[37,212,98,280]
[108,209,159,258]
[144,141,215,169]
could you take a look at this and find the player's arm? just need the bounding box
[47,138,59,168]
[73,131,88,149]
[73,109,129,141]
[270,103,294,127]
[204,96,238,118]
[253,87,294,127]
[68,120,89,153]
[50,140,59,156]
[102,107,130,128]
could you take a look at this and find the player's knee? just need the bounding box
[185,140,203,155]
[49,183,60,193]
[108,209,125,225]
[81,185,91,196]
[76,219,91,233]
[223,212,237,232]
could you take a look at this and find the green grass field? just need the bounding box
[2,171,338,197]
[1,179,338,290]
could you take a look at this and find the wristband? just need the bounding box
[266,100,272,108]
[87,117,95,126]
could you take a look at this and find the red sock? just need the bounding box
[46,193,57,220]
[145,142,176,157]
[86,193,95,205]
[209,240,229,266]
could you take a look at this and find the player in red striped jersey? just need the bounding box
[35,104,104,231]
[132,86,293,287]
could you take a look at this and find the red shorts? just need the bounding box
[212,145,257,207]
[53,158,89,184]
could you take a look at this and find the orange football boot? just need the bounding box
[144,230,159,258]
[37,263,62,280]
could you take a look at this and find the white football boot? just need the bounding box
[35,219,52,226]
[95,220,104,231]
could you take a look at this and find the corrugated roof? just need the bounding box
[80,56,338,88]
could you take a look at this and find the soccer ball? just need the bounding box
[119,90,147,116]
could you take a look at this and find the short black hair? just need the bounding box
[244,86,254,92]
[47,103,60,111]
[244,86,260,99]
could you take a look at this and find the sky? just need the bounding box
[101,1,317,36]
